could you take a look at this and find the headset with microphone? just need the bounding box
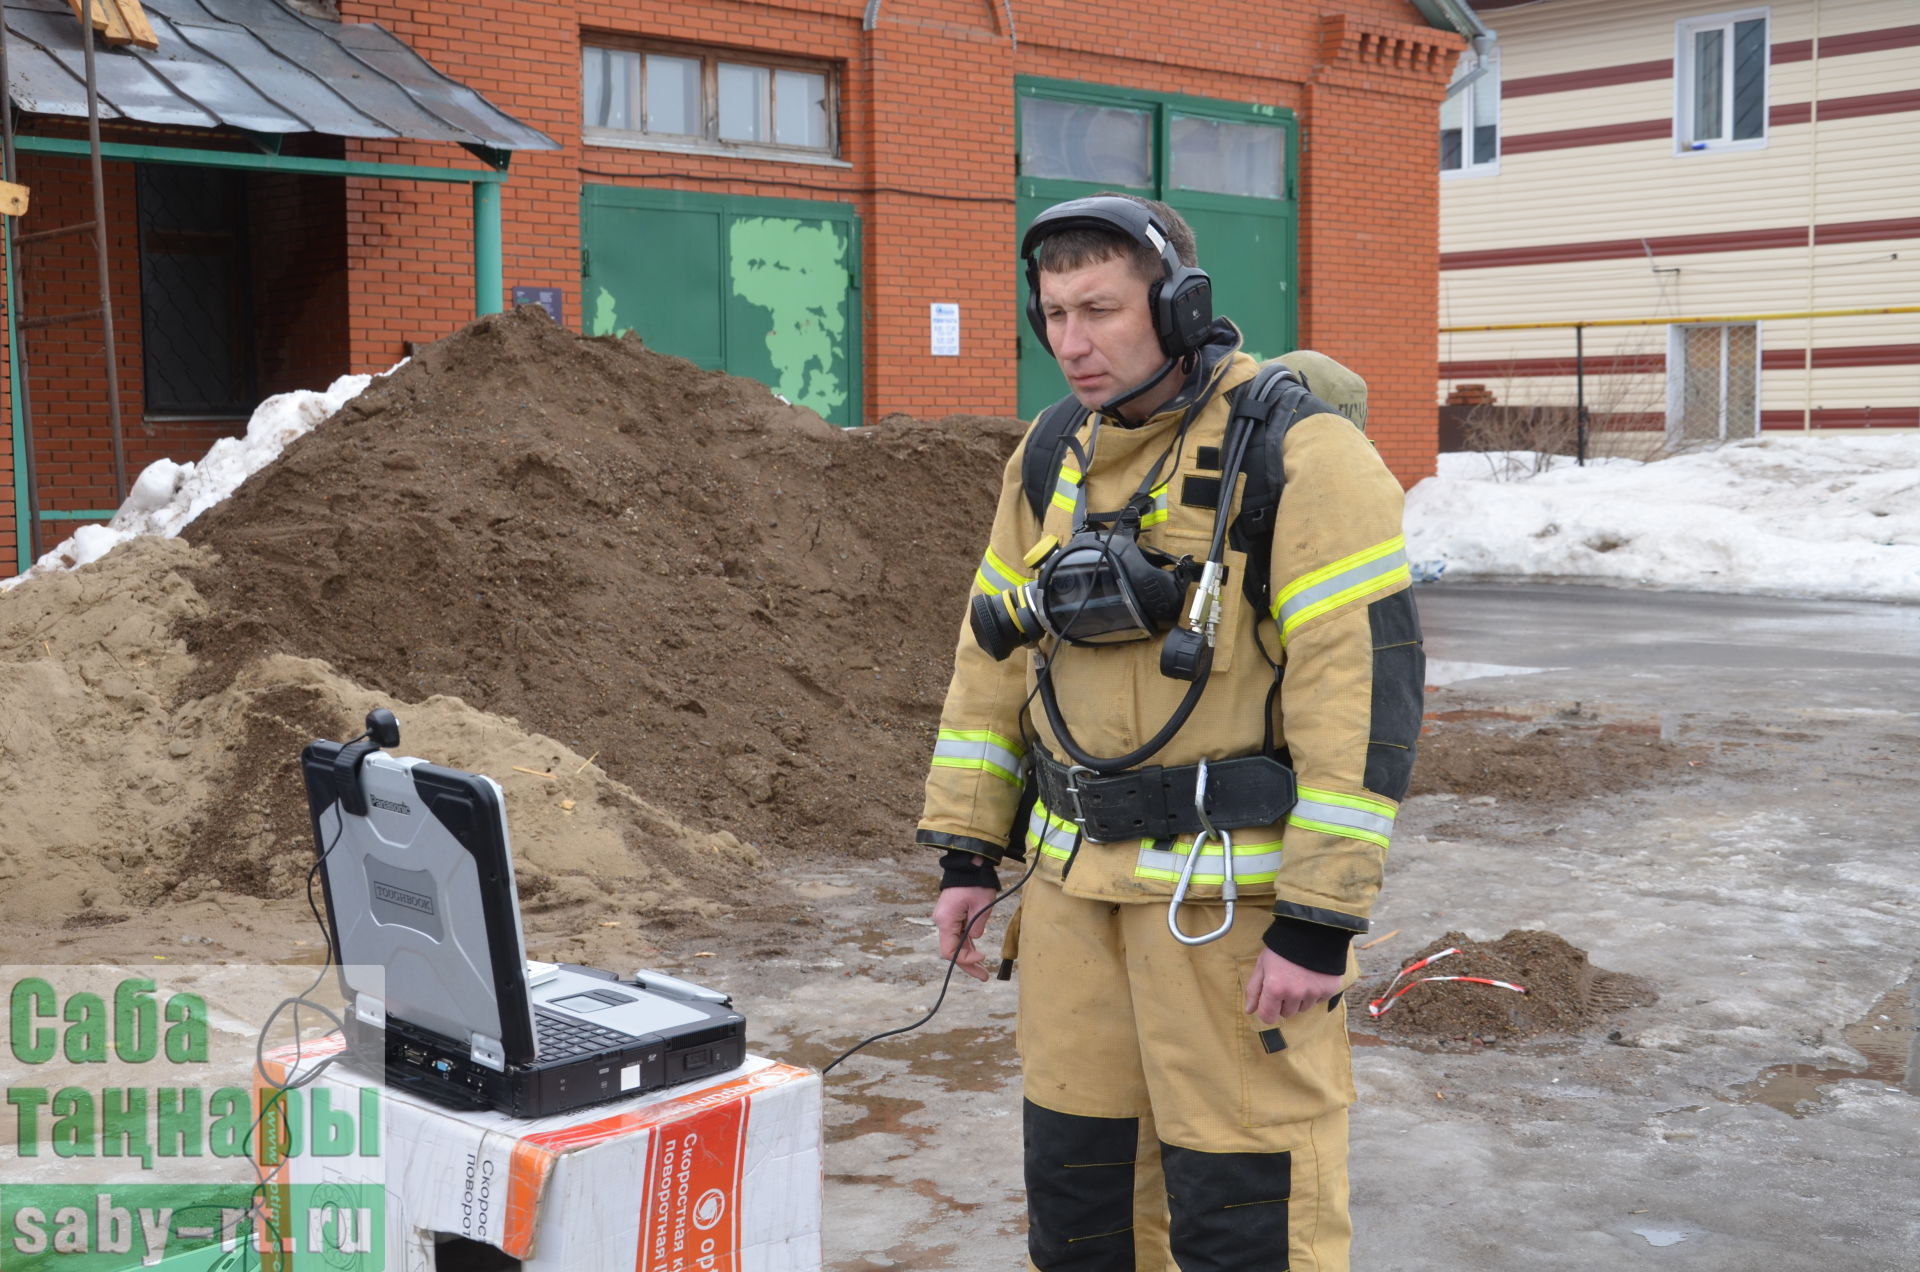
[1021,195,1215,364]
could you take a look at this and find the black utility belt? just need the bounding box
[1031,749,1298,844]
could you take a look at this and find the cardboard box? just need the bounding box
[256,1035,822,1271]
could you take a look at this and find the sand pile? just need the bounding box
[0,536,757,966]
[177,307,1023,876]
[1360,929,1657,1045]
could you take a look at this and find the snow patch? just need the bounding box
[1407,435,1920,603]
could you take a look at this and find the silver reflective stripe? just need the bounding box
[932,730,1025,787]
[1027,799,1081,859]
[975,546,1030,597]
[1051,467,1083,513]
[1134,840,1283,884]
[1276,546,1409,633]
[1290,796,1394,841]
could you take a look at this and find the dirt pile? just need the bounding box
[1412,702,1706,804]
[179,307,1023,876]
[1359,929,1657,1045]
[0,536,750,966]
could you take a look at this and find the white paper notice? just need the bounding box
[931,303,960,356]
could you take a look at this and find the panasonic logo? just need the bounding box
[369,795,413,815]
[373,882,436,915]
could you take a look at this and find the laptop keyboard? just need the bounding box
[535,1008,633,1060]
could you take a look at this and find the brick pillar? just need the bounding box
[861,8,1018,419]
[1302,13,1461,487]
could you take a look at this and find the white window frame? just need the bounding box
[1441,42,1500,179]
[581,38,845,167]
[1666,322,1763,444]
[1674,8,1770,155]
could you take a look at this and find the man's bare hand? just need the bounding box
[1243,948,1344,1024]
[932,886,998,982]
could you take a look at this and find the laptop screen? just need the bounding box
[300,744,538,1066]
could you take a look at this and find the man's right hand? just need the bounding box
[932,886,999,982]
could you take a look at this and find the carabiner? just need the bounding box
[1168,759,1236,946]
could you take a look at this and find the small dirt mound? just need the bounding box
[1413,718,1703,803]
[1360,929,1656,1044]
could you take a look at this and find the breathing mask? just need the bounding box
[970,503,1196,665]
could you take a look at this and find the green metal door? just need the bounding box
[1015,80,1297,421]
[581,187,862,427]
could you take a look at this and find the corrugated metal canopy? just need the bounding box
[3,0,556,150]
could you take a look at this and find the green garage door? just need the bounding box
[581,187,862,427]
[1015,79,1297,421]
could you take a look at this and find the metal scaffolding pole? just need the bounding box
[80,13,127,504]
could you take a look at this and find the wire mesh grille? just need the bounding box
[136,163,256,415]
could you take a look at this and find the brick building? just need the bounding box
[3,0,1473,573]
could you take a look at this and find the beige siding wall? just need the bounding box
[1440,0,1920,435]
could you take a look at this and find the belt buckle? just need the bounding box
[1063,764,1107,843]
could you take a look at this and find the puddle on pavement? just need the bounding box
[1729,973,1918,1116]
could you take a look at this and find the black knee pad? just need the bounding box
[1160,1142,1292,1271]
[1024,1100,1138,1271]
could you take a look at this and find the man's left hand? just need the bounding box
[1243,948,1344,1024]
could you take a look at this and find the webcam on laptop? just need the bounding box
[331,707,401,817]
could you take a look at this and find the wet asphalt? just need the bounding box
[687,583,1920,1270]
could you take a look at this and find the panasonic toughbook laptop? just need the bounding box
[300,721,746,1118]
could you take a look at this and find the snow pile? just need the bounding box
[1405,434,1920,603]
[3,371,379,590]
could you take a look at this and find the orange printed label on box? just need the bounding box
[636,1097,749,1272]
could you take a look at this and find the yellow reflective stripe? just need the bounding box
[1273,536,1410,644]
[975,545,1031,597]
[1139,483,1171,529]
[1026,798,1080,859]
[932,729,1027,788]
[1051,467,1083,514]
[1285,816,1391,850]
[1295,785,1395,819]
[1133,835,1285,885]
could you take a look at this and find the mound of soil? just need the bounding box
[1412,712,1704,804]
[1360,929,1657,1044]
[181,307,1024,869]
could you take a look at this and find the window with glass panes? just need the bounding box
[1441,45,1499,175]
[582,41,834,156]
[1676,10,1768,149]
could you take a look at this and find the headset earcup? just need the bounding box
[1156,268,1213,358]
[1025,258,1053,354]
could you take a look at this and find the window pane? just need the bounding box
[1020,98,1151,186]
[646,54,701,136]
[1731,19,1767,140]
[718,63,771,142]
[1440,87,1464,170]
[1693,28,1724,141]
[774,69,828,149]
[584,47,641,131]
[1170,115,1283,199]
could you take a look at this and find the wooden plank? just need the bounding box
[63,0,132,46]
[0,182,30,218]
[110,0,159,50]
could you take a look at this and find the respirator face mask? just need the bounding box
[969,517,1189,661]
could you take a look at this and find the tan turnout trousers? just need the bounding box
[1015,874,1356,1271]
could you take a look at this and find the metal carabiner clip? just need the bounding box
[1168,758,1235,946]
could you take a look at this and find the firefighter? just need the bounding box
[918,193,1423,1270]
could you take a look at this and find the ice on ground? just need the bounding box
[3,368,388,590]
[1406,435,1920,603]
[1424,658,1556,687]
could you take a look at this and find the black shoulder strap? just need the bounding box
[1020,394,1091,523]
[1227,366,1344,616]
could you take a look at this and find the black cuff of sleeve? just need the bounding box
[938,849,1002,891]
[1262,916,1354,976]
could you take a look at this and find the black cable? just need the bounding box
[168,754,361,1269]
[820,852,1041,1075]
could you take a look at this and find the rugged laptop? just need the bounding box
[300,720,746,1118]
